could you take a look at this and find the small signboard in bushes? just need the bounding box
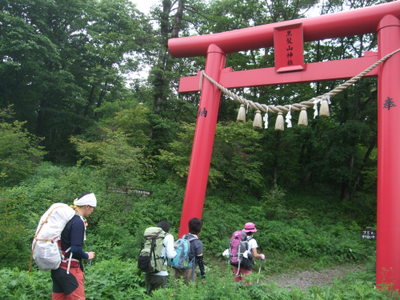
[361,227,376,240]
[108,186,152,196]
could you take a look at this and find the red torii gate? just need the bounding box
[168,2,400,290]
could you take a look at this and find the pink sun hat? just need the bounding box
[243,222,257,233]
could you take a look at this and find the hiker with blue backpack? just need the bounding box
[137,221,177,294]
[173,218,205,283]
[228,222,265,283]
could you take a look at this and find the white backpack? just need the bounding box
[32,203,75,270]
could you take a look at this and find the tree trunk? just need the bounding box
[152,0,185,111]
[351,136,376,196]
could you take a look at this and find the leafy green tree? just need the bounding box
[71,129,150,188]
[157,121,264,196]
[103,104,151,148]
[0,0,152,162]
[212,122,264,194]
[0,108,45,186]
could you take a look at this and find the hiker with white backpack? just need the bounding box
[32,192,97,300]
[227,222,265,283]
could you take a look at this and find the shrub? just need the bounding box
[0,119,45,186]
[85,258,145,299]
[71,129,150,188]
[0,198,31,269]
[0,268,50,300]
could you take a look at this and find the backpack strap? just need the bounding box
[246,236,253,250]
[184,234,198,243]
[161,233,172,259]
[162,233,171,247]
[150,238,157,271]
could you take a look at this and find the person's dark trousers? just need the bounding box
[145,273,167,294]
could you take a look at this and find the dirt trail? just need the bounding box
[264,264,365,290]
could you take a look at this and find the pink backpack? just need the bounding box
[229,231,250,265]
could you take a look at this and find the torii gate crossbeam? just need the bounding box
[179,54,379,92]
[168,1,400,291]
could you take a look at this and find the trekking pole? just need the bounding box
[256,265,261,284]
[256,258,265,284]
[236,255,241,276]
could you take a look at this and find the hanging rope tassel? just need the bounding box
[319,96,330,117]
[263,110,269,129]
[298,108,308,126]
[313,99,319,119]
[237,104,246,122]
[285,105,292,128]
[253,110,263,128]
[275,112,284,131]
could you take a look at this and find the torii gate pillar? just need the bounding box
[178,44,226,236]
[377,15,400,290]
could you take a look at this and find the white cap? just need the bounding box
[73,193,97,207]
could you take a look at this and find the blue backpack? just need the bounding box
[168,234,197,269]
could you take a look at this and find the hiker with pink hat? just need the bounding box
[230,222,265,283]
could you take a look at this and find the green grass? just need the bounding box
[1,260,393,300]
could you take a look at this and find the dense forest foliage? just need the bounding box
[0,0,395,298]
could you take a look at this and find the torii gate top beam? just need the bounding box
[169,1,400,58]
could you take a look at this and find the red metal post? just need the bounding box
[377,15,400,291]
[178,44,226,237]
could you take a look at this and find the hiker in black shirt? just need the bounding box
[175,218,205,282]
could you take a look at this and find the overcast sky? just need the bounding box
[131,0,159,14]
[131,0,324,17]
